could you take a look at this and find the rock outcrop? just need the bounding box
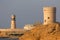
[19,23,60,40]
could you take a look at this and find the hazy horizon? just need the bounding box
[0,0,60,28]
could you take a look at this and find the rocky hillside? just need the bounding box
[19,23,60,40]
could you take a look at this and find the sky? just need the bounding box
[0,0,60,28]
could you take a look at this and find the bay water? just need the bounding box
[0,38,18,40]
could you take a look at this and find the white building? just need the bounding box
[24,24,35,30]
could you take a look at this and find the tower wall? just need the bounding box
[43,7,56,25]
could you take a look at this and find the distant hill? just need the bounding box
[19,23,60,40]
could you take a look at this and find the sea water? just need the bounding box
[0,38,18,40]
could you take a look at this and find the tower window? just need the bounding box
[48,17,50,19]
[45,20,46,22]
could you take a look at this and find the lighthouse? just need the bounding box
[11,14,16,29]
[43,7,56,25]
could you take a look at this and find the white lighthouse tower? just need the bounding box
[11,14,16,29]
[43,7,56,25]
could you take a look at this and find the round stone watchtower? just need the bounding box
[11,14,16,29]
[43,7,56,25]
